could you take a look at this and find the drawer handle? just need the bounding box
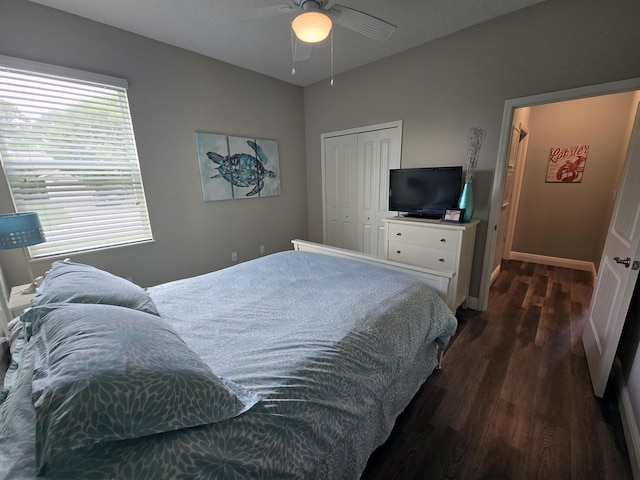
[396,250,402,254]
[440,238,446,243]
[396,232,402,236]
[439,258,445,262]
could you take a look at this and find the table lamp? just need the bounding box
[0,212,46,293]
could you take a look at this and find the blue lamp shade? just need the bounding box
[0,212,46,250]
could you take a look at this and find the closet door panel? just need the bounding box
[324,135,358,250]
[322,122,402,256]
[357,129,401,257]
[357,133,380,255]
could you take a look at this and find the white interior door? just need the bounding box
[583,103,640,397]
[323,134,358,251]
[492,125,520,281]
[357,128,401,257]
[503,124,529,260]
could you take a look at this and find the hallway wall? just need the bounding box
[510,91,638,269]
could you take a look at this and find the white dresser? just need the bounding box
[383,216,479,310]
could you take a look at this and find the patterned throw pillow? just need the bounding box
[31,260,159,315]
[30,303,260,473]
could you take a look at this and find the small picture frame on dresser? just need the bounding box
[442,208,464,223]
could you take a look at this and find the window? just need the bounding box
[0,56,152,258]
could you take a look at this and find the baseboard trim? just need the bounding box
[508,251,597,281]
[615,358,640,479]
[463,296,480,311]
[490,265,501,286]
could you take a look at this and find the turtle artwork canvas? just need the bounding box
[196,132,281,201]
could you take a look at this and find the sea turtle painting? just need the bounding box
[206,140,277,197]
[195,133,280,201]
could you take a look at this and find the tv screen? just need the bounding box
[389,166,463,219]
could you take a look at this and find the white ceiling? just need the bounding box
[28,0,546,87]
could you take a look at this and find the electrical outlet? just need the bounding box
[259,245,265,254]
[231,252,238,262]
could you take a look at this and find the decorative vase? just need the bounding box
[458,183,474,222]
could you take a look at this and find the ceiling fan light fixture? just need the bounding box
[292,11,332,43]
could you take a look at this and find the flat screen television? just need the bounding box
[388,166,463,219]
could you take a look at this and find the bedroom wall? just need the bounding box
[302,0,640,301]
[0,0,308,288]
[511,92,635,268]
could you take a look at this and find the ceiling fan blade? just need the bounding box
[328,4,396,42]
[232,4,294,22]
[293,38,313,61]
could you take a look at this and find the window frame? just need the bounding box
[0,55,153,259]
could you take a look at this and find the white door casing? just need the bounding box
[582,103,640,397]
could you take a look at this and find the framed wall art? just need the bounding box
[545,145,589,183]
[195,132,281,201]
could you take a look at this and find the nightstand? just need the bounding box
[7,284,35,317]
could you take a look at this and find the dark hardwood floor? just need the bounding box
[361,260,633,479]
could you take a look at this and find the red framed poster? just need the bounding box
[546,145,589,183]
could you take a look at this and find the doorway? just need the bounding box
[491,122,529,284]
[479,78,640,312]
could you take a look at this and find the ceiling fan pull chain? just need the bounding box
[291,28,296,75]
[330,29,334,86]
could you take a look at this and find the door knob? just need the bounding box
[614,256,631,268]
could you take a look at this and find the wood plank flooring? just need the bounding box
[361,260,633,479]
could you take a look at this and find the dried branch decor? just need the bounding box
[464,127,486,184]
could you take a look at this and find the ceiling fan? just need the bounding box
[279,0,397,62]
[288,0,396,42]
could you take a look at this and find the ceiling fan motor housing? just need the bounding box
[295,0,328,11]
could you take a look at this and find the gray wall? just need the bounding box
[511,92,636,267]
[303,0,640,298]
[0,0,308,288]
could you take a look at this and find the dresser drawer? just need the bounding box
[383,217,479,311]
[387,223,458,250]
[387,242,457,270]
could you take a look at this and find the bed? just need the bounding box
[0,240,457,479]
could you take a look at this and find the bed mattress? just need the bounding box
[0,251,457,479]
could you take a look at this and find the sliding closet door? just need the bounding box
[357,128,401,257]
[324,134,358,251]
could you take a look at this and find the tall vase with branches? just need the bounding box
[458,127,486,222]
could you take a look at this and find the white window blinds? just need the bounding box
[0,56,152,258]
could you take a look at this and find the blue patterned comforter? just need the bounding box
[0,250,457,479]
